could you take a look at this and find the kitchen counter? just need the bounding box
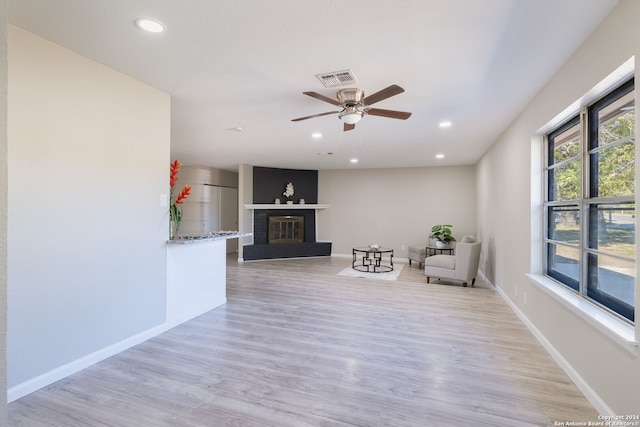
[167,231,252,245]
[165,231,251,326]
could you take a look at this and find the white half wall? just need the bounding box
[7,26,170,397]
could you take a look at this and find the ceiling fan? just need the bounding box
[291,84,412,131]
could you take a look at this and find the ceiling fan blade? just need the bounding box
[344,123,356,131]
[362,84,405,106]
[303,91,342,106]
[366,108,412,120]
[291,111,340,122]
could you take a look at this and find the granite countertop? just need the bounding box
[167,231,252,245]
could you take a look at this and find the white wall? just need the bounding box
[7,26,170,396]
[175,165,238,188]
[238,163,254,260]
[476,0,639,413]
[319,166,476,257]
[0,0,8,420]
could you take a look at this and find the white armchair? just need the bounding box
[424,236,481,287]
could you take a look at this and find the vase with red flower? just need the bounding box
[169,160,191,239]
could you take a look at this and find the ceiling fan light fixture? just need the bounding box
[292,85,409,131]
[340,111,363,125]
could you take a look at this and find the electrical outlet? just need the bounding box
[160,194,168,207]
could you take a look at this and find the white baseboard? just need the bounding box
[165,300,226,331]
[7,298,225,403]
[477,269,496,290]
[7,322,172,403]
[494,284,612,415]
[331,253,351,259]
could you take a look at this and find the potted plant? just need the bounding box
[430,224,456,248]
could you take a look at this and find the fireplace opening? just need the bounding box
[269,215,304,244]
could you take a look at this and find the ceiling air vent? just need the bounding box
[315,70,358,88]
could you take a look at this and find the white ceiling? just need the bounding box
[9,0,619,171]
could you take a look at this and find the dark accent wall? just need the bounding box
[245,166,331,260]
[253,166,318,204]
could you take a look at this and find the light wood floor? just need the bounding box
[9,255,599,426]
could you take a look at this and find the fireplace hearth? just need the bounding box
[242,208,331,260]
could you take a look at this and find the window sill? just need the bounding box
[526,274,638,355]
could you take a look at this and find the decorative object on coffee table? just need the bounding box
[430,224,456,249]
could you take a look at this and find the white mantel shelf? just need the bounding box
[244,204,330,210]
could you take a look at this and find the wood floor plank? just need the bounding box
[8,256,600,426]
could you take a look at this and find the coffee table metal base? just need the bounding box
[352,247,394,273]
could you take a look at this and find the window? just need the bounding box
[545,78,635,322]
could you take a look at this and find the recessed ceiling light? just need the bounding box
[312,133,322,139]
[436,153,445,159]
[350,158,358,164]
[439,121,452,128]
[134,18,165,33]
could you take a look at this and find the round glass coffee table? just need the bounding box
[352,247,394,273]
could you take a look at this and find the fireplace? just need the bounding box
[243,208,331,260]
[252,209,315,244]
[269,215,304,243]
